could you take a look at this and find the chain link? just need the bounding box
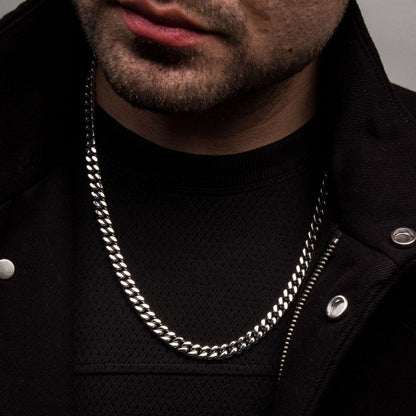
[84,63,328,360]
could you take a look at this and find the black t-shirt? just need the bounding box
[74,107,330,415]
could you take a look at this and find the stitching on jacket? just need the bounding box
[0,165,61,207]
[0,0,48,34]
[351,11,416,132]
[337,228,400,267]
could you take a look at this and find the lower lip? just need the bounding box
[120,7,210,47]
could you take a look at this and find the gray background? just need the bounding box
[1,0,415,90]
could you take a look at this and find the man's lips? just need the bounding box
[118,0,214,47]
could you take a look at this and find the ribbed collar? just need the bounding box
[95,105,326,189]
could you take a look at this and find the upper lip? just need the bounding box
[118,0,210,33]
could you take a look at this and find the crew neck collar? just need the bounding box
[95,105,326,189]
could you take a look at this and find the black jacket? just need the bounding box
[1,1,415,415]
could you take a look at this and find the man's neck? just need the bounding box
[96,60,319,155]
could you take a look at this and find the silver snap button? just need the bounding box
[0,259,15,280]
[391,227,416,248]
[326,295,348,320]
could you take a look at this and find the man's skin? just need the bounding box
[72,0,349,155]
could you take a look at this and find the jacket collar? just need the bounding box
[321,2,416,266]
[0,0,89,203]
[271,6,416,413]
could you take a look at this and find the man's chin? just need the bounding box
[110,83,227,115]
[99,60,233,114]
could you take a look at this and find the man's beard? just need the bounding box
[74,0,316,114]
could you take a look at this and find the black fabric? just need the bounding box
[320,6,416,266]
[74,108,328,415]
[1,1,416,415]
[317,265,416,415]
[0,0,88,203]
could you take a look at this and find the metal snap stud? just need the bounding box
[391,227,416,248]
[326,295,348,320]
[0,259,15,280]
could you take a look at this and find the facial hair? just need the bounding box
[73,0,323,114]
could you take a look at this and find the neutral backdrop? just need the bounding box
[1,0,415,90]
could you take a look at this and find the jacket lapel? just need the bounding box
[272,2,416,413]
[272,232,402,415]
[0,1,88,413]
[0,163,76,415]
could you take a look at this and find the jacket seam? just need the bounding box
[0,165,61,207]
[0,0,48,34]
[337,228,400,267]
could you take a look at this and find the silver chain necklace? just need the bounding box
[84,63,328,360]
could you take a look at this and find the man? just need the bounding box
[0,0,415,414]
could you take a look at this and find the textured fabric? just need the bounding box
[1,1,416,415]
[73,108,328,415]
[317,265,416,415]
